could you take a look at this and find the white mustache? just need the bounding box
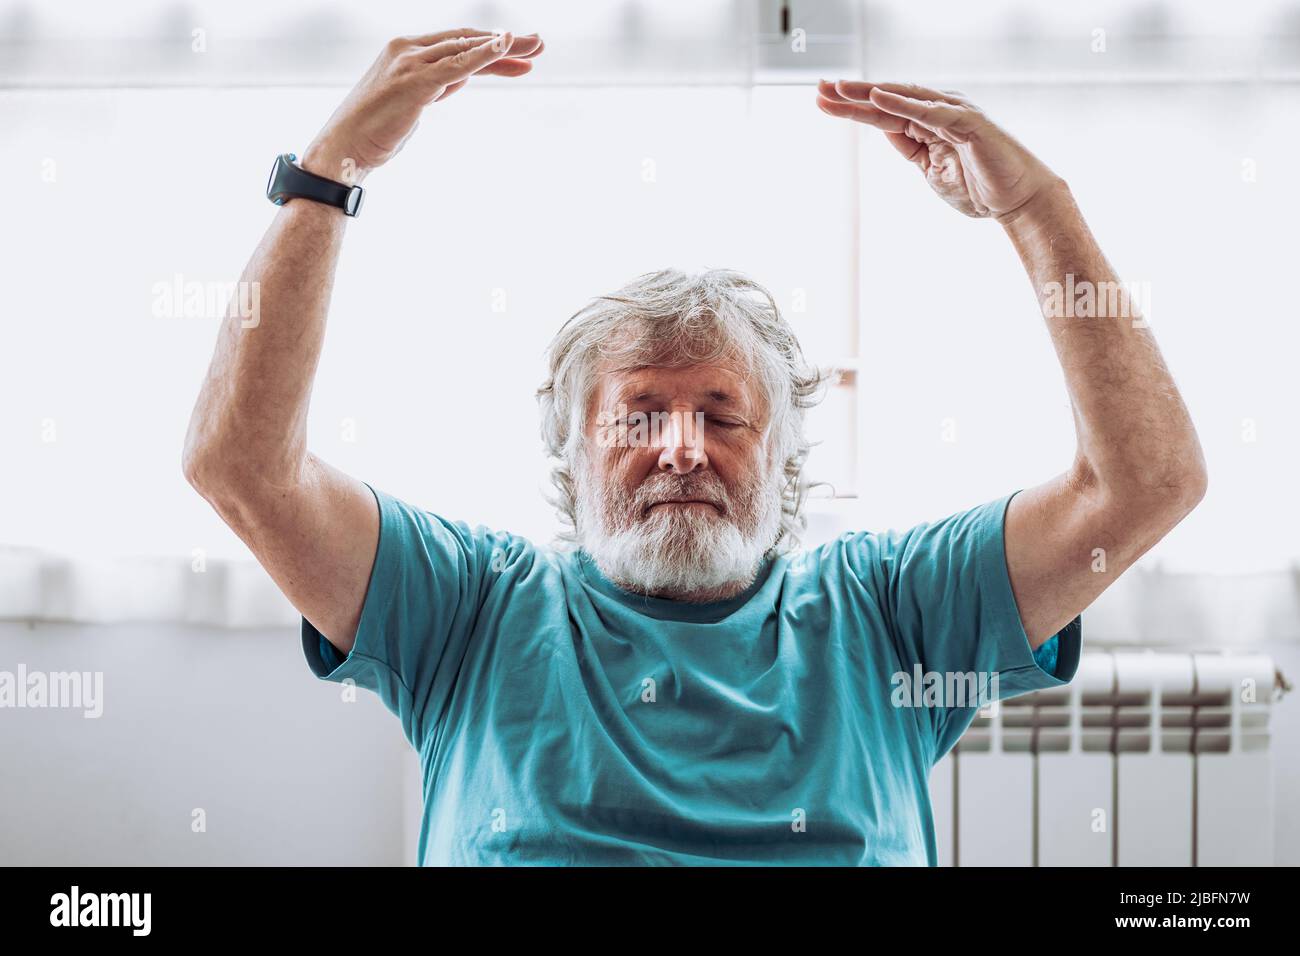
[636,481,727,516]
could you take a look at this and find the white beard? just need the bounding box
[573,454,784,602]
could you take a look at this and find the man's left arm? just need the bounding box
[817,79,1207,649]
[996,182,1206,646]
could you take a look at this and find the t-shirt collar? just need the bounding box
[575,549,779,621]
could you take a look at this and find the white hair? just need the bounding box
[536,268,830,553]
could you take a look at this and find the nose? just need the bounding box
[657,410,708,474]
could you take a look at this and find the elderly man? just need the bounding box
[183,29,1206,865]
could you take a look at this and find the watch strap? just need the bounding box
[267,153,364,217]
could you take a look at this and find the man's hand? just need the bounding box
[816,79,1059,220]
[302,29,544,182]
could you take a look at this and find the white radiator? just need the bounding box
[929,650,1280,866]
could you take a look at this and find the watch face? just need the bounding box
[345,186,365,217]
[266,155,284,200]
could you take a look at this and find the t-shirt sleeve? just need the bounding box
[846,489,1083,763]
[300,482,523,750]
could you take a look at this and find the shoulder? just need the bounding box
[369,484,551,582]
[789,494,1016,585]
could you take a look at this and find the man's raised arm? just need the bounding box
[817,79,1207,648]
[182,29,543,653]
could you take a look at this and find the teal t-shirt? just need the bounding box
[302,484,1081,866]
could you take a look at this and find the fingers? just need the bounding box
[408,28,486,45]
[818,79,984,144]
[816,82,907,132]
[433,79,468,102]
[503,34,544,58]
[420,31,540,62]
[865,88,983,138]
[423,32,509,63]
[884,131,929,168]
[418,31,544,90]
[420,31,520,87]
[833,80,967,106]
[396,29,542,103]
[431,45,540,101]
[474,58,534,77]
[406,27,492,45]
[405,27,542,56]
[468,34,542,76]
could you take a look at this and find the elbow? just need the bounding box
[182,429,204,492]
[181,416,266,498]
[1141,462,1208,521]
[1076,441,1207,540]
[182,426,244,500]
[182,438,221,497]
[1180,459,1209,513]
[1101,458,1208,539]
[182,428,305,516]
[182,414,220,494]
[1167,434,1209,516]
[181,441,258,535]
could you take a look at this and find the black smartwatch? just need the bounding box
[265,152,364,217]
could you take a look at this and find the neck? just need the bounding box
[608,573,757,604]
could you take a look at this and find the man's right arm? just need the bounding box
[181,29,542,654]
[182,190,377,653]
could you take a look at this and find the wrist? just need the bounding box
[299,142,371,186]
[995,176,1073,231]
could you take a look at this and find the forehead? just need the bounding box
[590,361,760,411]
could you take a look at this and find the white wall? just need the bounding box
[0,620,413,865]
